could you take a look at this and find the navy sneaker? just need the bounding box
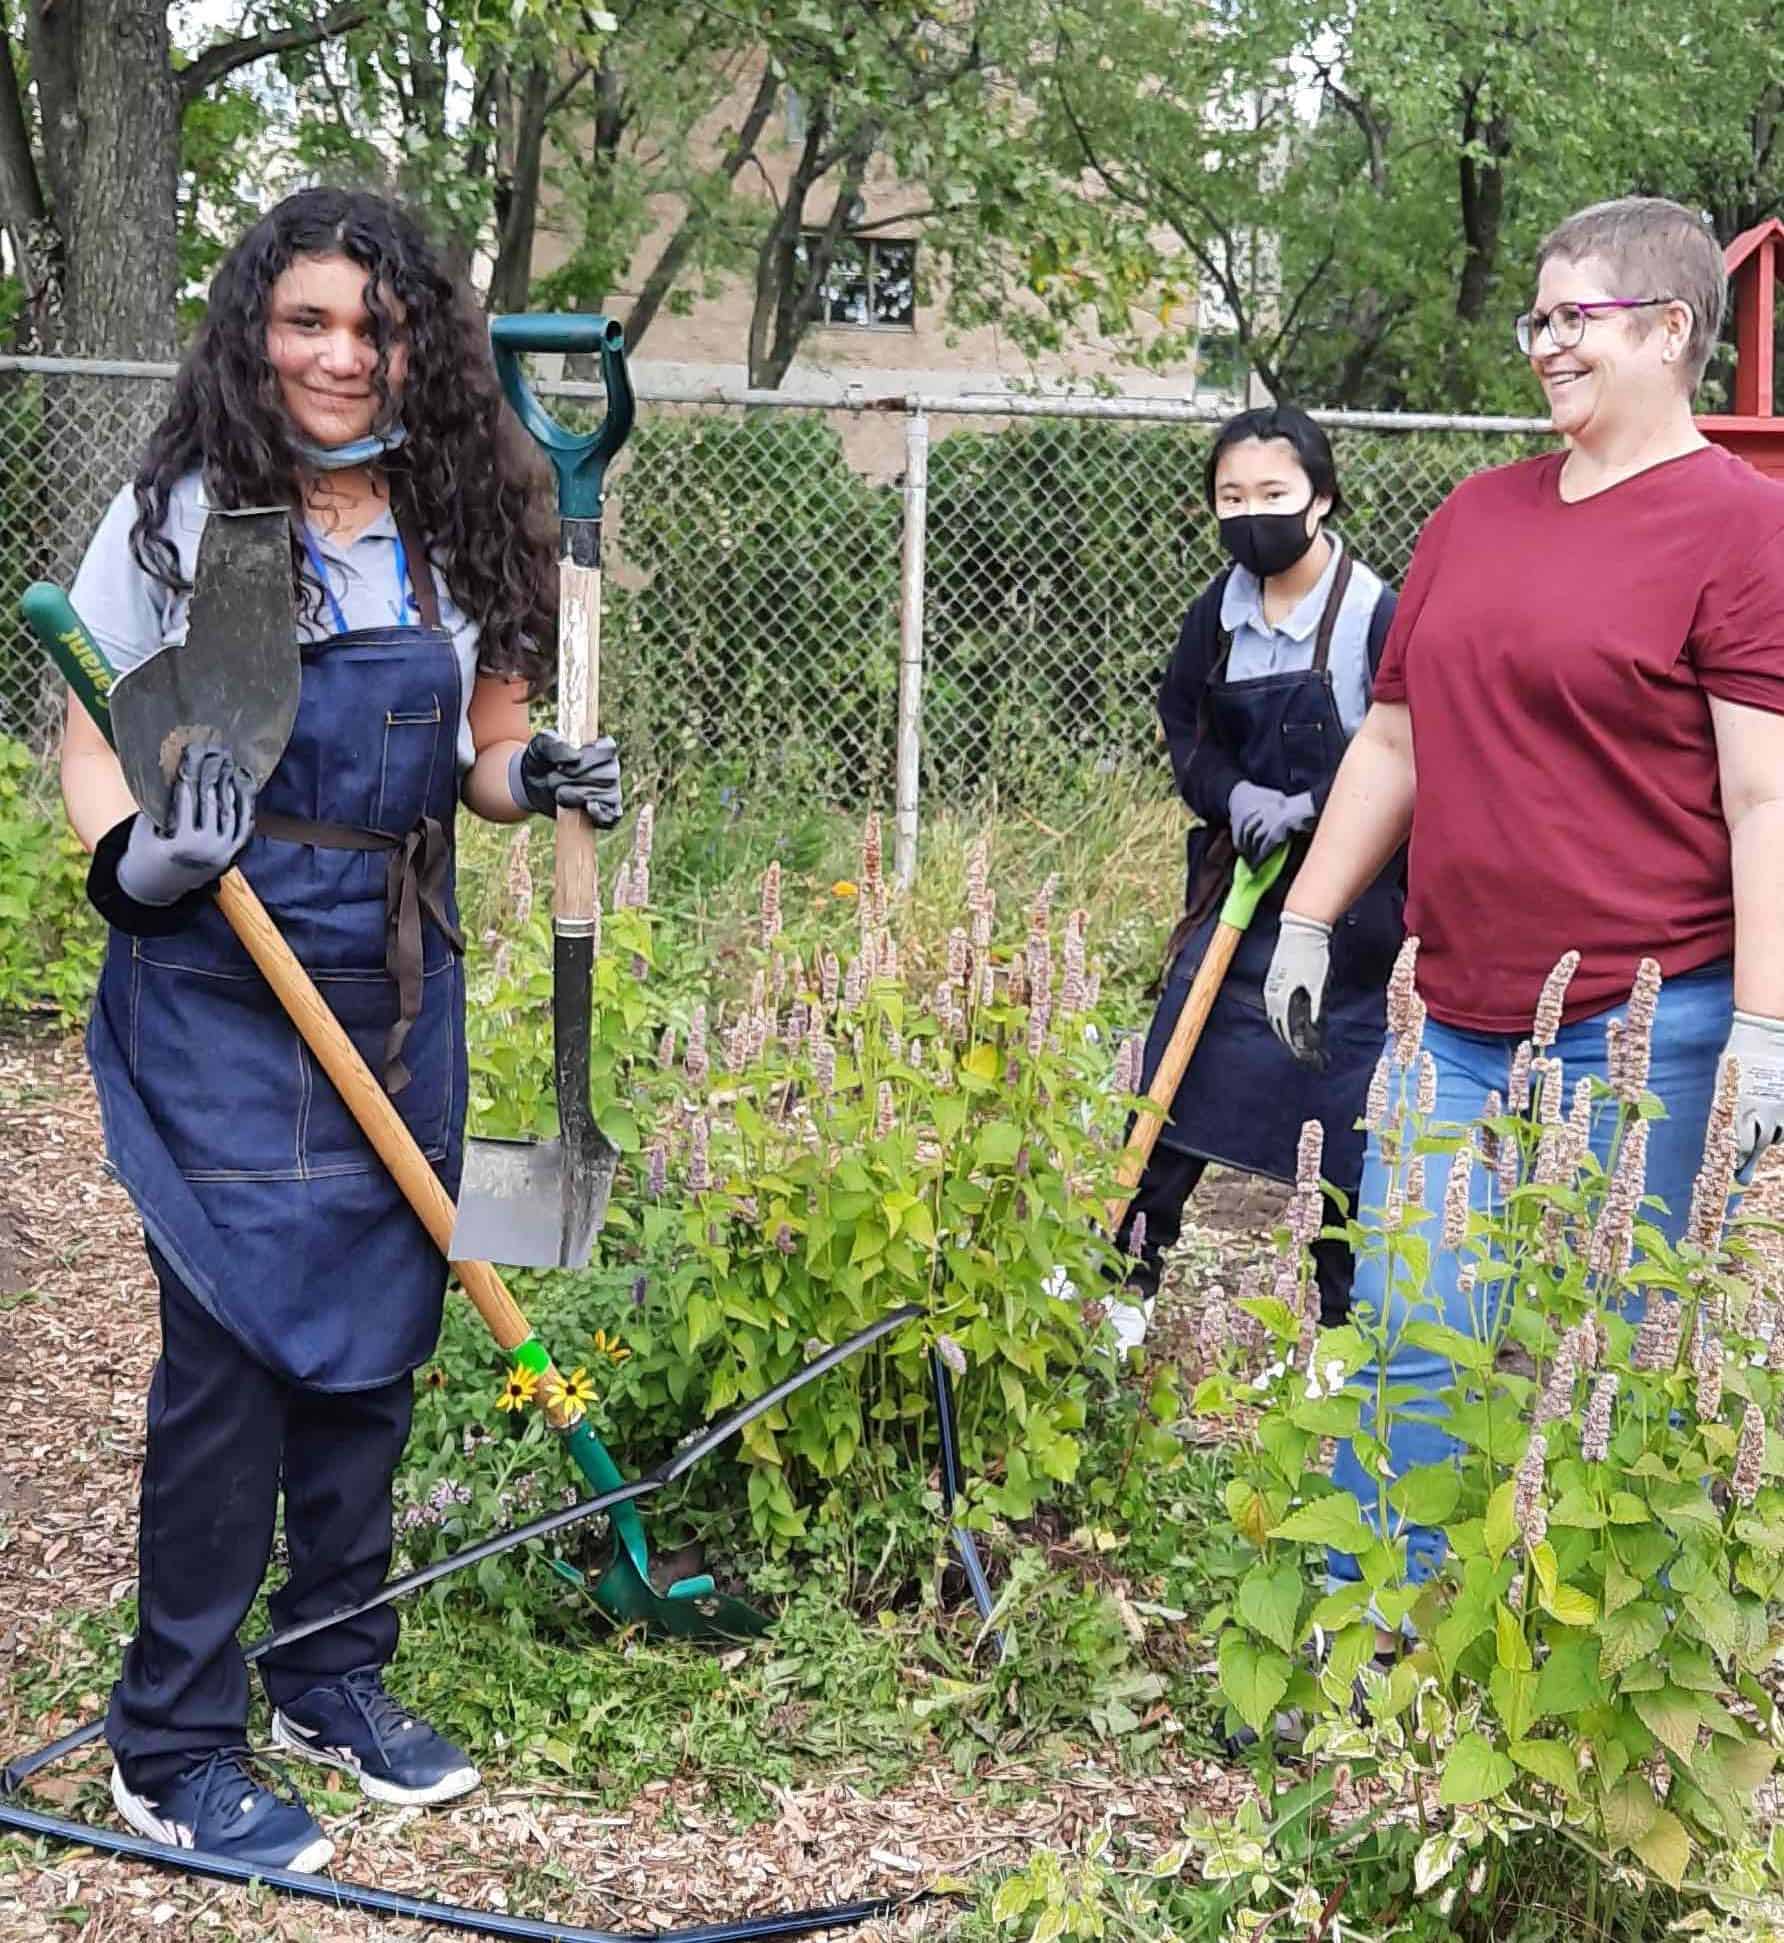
[271,1667,480,1807]
[112,1749,333,1872]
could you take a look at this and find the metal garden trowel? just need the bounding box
[107,506,298,826]
[449,315,635,1271]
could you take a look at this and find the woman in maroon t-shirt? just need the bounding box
[1261,195,1784,1613]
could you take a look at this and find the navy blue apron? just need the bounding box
[1141,551,1403,1189]
[87,507,467,1391]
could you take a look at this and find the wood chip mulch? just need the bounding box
[0,1022,1246,1941]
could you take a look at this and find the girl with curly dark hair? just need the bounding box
[58,187,623,1872]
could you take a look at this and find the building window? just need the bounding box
[800,233,917,330]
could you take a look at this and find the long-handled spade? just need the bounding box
[1104,845,1288,1235]
[25,578,768,1640]
[450,313,632,1273]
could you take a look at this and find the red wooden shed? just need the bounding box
[1697,217,1784,479]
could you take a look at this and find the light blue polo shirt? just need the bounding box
[1217,534,1382,737]
[71,472,486,772]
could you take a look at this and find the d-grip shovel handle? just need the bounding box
[21,583,574,1404]
[489,313,635,520]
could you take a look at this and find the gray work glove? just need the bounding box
[511,731,623,826]
[1722,1011,1784,1179]
[1228,781,1316,868]
[1263,912,1333,1069]
[116,742,257,905]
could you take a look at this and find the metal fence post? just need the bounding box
[893,406,929,889]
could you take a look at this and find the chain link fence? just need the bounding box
[0,357,1548,848]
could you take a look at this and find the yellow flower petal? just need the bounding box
[831,880,859,898]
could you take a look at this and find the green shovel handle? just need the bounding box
[1218,841,1290,930]
[21,581,116,745]
[489,314,635,519]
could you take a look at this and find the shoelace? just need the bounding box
[335,1668,418,1760]
[179,1745,276,1825]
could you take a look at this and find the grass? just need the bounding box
[454,755,1185,1023]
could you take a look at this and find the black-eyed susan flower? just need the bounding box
[495,1363,540,1413]
[592,1329,631,1366]
[559,1366,598,1410]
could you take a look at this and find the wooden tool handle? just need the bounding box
[1105,920,1244,1234]
[554,555,601,923]
[212,869,533,1354]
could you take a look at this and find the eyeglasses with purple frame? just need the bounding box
[1514,296,1679,356]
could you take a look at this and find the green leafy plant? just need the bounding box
[1196,942,1784,1935]
[455,803,1145,1566]
[623,811,1130,1545]
[0,735,102,1021]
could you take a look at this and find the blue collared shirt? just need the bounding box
[1217,535,1383,737]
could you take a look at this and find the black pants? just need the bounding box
[1115,1144,1354,1329]
[108,1243,415,1794]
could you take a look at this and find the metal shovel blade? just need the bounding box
[450,1131,613,1268]
[108,507,298,827]
[451,886,616,1268]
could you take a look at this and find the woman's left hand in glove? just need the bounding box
[511,731,623,826]
[1234,786,1315,867]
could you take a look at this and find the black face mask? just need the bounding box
[1218,504,1321,579]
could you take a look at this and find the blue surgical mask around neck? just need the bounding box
[291,423,408,472]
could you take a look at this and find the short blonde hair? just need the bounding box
[1536,197,1726,389]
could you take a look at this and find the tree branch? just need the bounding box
[625,60,779,351]
[546,60,595,121]
[177,1,371,112]
[1314,59,1390,194]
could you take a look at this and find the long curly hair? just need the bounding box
[131,187,556,689]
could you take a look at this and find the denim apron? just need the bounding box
[87,508,467,1391]
[1141,552,1403,1188]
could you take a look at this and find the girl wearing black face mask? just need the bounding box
[1106,404,1404,1352]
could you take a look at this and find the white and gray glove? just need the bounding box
[1263,912,1332,1069]
[1722,1011,1784,1178]
[117,742,257,905]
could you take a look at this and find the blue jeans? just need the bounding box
[1327,959,1733,1597]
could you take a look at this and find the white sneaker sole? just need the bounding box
[111,1763,334,1874]
[270,1713,481,1807]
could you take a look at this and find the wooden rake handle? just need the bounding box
[1103,844,1291,1237]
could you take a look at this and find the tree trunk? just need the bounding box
[1456,82,1510,325]
[63,0,179,358]
[749,111,878,389]
[488,61,550,314]
[0,28,59,348]
[445,61,500,288]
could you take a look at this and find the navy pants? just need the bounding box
[1116,1143,1355,1329]
[108,1242,414,1793]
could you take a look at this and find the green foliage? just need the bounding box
[458,808,1131,1558]
[0,737,100,1021]
[1018,0,1784,410]
[1193,961,1784,1935]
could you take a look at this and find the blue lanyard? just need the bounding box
[298,522,415,636]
